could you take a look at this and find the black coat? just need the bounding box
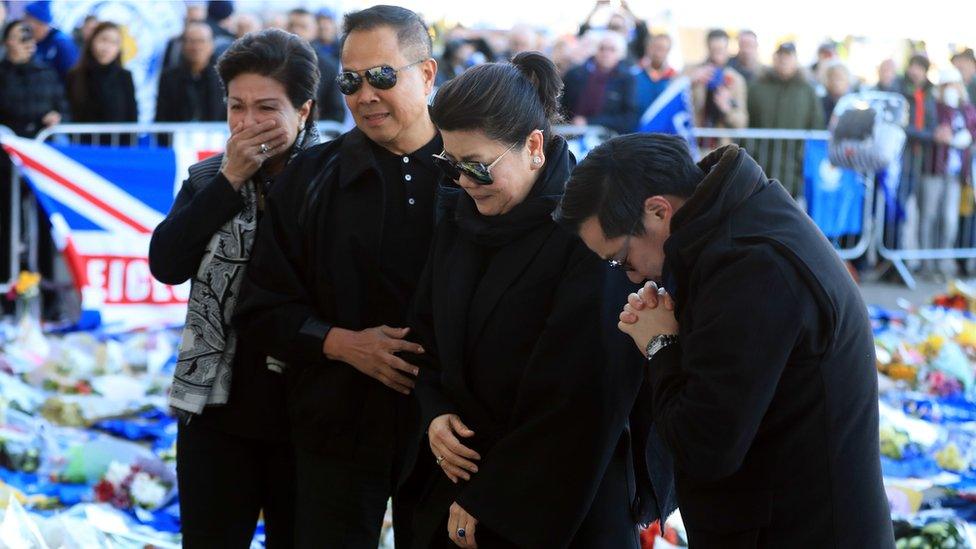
[650,145,894,547]
[233,128,437,461]
[66,64,137,123]
[407,139,657,549]
[561,60,637,134]
[155,64,227,122]
[0,58,67,137]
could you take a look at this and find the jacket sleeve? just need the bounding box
[48,69,68,119]
[647,247,808,482]
[148,170,245,285]
[232,158,335,366]
[455,249,641,549]
[808,86,826,130]
[54,35,79,80]
[407,237,460,432]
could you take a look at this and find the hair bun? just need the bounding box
[512,51,564,124]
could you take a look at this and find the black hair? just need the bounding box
[339,5,431,61]
[739,29,757,39]
[288,8,313,18]
[68,22,124,109]
[217,28,321,131]
[706,29,729,43]
[2,18,24,42]
[430,51,562,145]
[909,54,931,72]
[554,133,704,237]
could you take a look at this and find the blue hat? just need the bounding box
[25,1,53,25]
[317,7,336,19]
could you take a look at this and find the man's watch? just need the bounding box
[645,334,678,361]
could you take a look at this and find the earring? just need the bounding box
[533,157,542,164]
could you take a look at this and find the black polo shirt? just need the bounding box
[369,133,442,323]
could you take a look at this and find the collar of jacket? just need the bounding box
[337,126,381,188]
[663,144,767,300]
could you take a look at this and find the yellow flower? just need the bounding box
[882,362,918,383]
[14,271,40,296]
[958,322,976,348]
[920,335,946,358]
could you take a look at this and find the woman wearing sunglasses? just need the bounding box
[406,52,644,548]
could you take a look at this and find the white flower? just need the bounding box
[104,461,131,487]
[130,472,167,509]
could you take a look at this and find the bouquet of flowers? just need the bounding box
[93,460,173,511]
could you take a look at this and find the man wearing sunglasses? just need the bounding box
[235,5,441,548]
[554,133,895,548]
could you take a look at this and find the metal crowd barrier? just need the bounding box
[35,120,348,148]
[873,137,976,289]
[691,128,873,262]
[8,121,968,293]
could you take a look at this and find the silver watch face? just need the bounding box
[646,335,676,359]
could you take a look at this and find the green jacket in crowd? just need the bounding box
[747,71,825,197]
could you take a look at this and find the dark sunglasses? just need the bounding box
[336,59,425,95]
[431,143,518,185]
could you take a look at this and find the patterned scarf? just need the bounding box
[169,125,319,416]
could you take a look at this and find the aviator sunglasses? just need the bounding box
[336,59,425,95]
[431,143,519,185]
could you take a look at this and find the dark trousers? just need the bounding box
[294,446,418,549]
[176,420,295,549]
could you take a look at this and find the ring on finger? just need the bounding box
[436,455,445,465]
[259,142,270,154]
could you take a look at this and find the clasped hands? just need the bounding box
[617,281,679,355]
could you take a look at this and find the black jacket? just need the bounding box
[233,128,437,460]
[649,145,894,547]
[148,154,288,439]
[155,63,226,122]
[66,64,137,123]
[407,139,660,549]
[561,60,637,134]
[0,58,68,137]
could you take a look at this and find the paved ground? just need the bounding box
[858,278,946,309]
